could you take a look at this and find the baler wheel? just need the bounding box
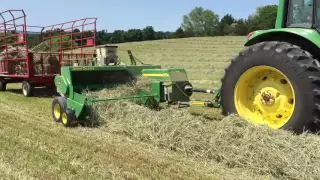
[221,41,320,133]
[0,80,6,92]
[22,81,34,97]
[61,109,77,127]
[52,96,67,122]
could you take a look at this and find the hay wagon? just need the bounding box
[0,9,97,97]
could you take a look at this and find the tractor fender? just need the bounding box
[244,28,320,48]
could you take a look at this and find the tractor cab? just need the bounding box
[286,0,319,28]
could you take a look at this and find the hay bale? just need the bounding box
[19,62,27,75]
[61,61,71,66]
[33,64,42,75]
[51,64,60,74]
[32,54,60,75]
[33,54,43,65]
[83,77,320,179]
[0,45,28,74]
[43,64,51,74]
[0,45,27,61]
[43,55,59,65]
[30,41,50,52]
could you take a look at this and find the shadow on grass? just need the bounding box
[6,88,59,98]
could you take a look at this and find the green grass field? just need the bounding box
[2,36,319,180]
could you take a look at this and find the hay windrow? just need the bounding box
[82,77,320,179]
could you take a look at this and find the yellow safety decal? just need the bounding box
[143,73,169,77]
[190,101,205,106]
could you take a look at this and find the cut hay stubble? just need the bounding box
[83,76,320,180]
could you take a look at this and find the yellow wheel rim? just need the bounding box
[62,113,68,125]
[53,104,61,119]
[234,65,295,129]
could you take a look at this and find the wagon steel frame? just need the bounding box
[0,9,97,96]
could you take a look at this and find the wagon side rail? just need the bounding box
[0,9,29,77]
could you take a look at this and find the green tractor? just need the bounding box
[221,0,320,133]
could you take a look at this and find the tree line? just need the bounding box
[176,5,277,38]
[26,4,277,48]
[95,4,277,44]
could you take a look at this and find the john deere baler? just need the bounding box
[51,65,219,127]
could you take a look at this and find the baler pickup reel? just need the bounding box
[51,65,221,127]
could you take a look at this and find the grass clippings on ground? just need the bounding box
[82,80,320,180]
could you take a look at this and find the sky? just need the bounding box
[2,0,278,32]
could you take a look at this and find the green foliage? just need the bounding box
[247,5,278,32]
[143,26,156,40]
[233,19,250,36]
[27,34,42,48]
[177,4,278,37]
[181,7,220,37]
[174,27,185,38]
[124,29,143,42]
[110,30,125,43]
[217,14,236,35]
[94,26,174,45]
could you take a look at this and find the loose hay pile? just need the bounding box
[84,76,152,99]
[83,77,320,180]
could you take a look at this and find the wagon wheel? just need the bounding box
[22,81,34,97]
[0,79,6,92]
[221,41,320,133]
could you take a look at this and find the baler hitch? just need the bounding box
[178,88,221,108]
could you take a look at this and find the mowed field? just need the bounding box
[116,36,246,89]
[2,36,320,180]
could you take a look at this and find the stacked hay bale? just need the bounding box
[32,53,60,75]
[0,38,89,75]
[61,59,72,67]
[0,45,29,75]
[0,44,61,75]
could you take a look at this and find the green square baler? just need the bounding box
[51,65,220,127]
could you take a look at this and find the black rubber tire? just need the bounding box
[221,41,320,133]
[22,81,34,97]
[0,80,6,92]
[52,96,67,122]
[61,108,77,127]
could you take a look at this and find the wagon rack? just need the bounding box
[0,9,97,97]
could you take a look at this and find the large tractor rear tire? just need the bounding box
[221,41,320,133]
